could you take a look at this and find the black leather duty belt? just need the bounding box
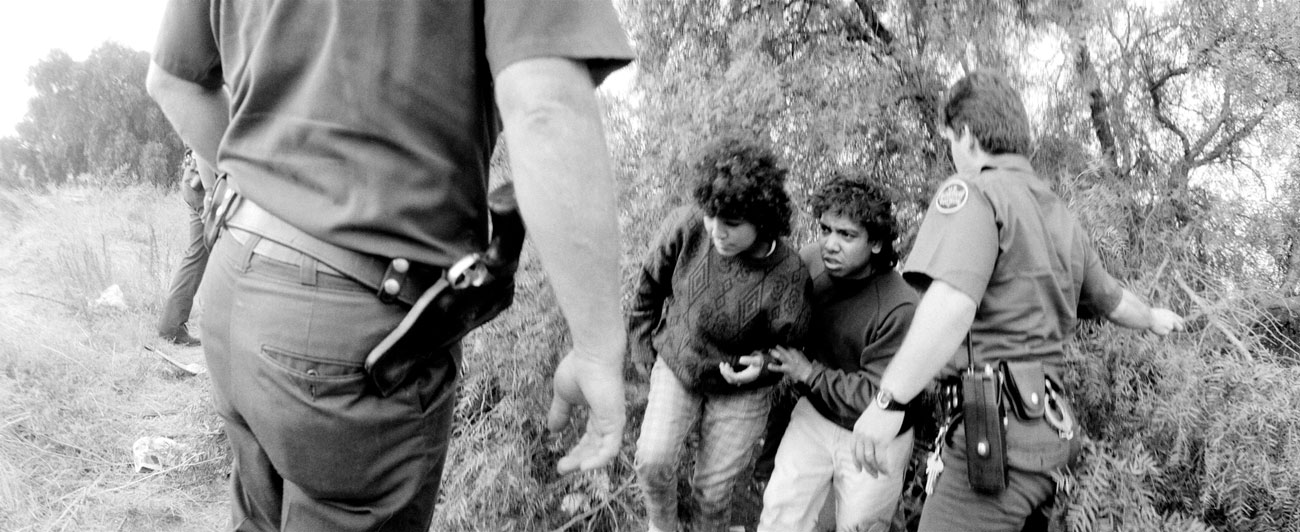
[223,198,442,307]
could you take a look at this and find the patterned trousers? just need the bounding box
[635,359,771,532]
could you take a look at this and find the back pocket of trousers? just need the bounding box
[259,344,366,400]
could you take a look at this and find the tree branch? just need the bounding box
[1146,66,1192,158]
[1191,108,1271,168]
[842,0,894,46]
[1075,43,1120,173]
[1187,91,1231,158]
[1284,238,1300,296]
[1175,272,1254,362]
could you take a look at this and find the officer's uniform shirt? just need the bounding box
[902,154,1124,374]
[152,0,633,268]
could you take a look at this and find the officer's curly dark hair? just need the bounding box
[943,70,1033,156]
[690,137,793,242]
[809,176,900,271]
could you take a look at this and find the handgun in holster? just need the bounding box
[364,183,526,396]
[962,363,1008,494]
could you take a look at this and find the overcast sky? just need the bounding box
[0,0,165,136]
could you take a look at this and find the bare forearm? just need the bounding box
[146,61,228,165]
[878,281,977,403]
[1106,289,1153,329]
[1106,288,1186,335]
[496,58,625,364]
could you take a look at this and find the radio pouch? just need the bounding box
[962,364,1008,494]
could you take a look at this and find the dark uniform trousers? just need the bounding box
[918,415,1062,531]
[200,228,459,531]
[158,182,210,336]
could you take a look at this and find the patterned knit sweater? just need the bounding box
[629,205,812,394]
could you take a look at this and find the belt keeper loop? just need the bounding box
[378,258,410,304]
[299,256,319,286]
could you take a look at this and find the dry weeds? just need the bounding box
[0,186,225,532]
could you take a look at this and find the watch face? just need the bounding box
[876,390,905,411]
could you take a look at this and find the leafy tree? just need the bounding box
[596,1,1300,531]
[0,42,184,188]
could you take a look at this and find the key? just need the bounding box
[924,449,944,495]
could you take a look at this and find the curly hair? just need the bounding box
[943,70,1033,156]
[690,137,793,241]
[808,176,900,270]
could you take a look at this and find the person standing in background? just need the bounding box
[156,148,214,347]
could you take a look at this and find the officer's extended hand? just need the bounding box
[720,354,763,385]
[852,403,905,477]
[1149,308,1185,336]
[548,351,626,475]
[768,346,815,383]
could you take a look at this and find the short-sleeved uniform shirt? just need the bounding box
[902,154,1123,374]
[152,0,633,267]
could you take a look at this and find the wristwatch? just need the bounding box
[874,389,909,412]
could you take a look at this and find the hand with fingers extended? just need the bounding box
[549,350,626,475]
[719,353,765,385]
[766,345,816,384]
[851,402,905,477]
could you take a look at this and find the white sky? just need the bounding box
[0,0,166,136]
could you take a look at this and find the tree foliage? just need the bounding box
[0,42,183,189]
[585,1,1300,531]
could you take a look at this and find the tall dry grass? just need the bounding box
[0,185,226,531]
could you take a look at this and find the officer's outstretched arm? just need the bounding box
[1106,289,1185,335]
[495,57,626,475]
[145,61,229,168]
[853,280,976,476]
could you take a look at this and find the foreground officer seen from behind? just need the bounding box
[849,70,1185,532]
[146,1,634,530]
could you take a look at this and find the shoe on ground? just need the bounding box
[160,330,201,347]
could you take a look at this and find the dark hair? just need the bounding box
[690,137,792,241]
[942,70,1033,156]
[809,176,899,270]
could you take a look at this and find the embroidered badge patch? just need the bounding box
[934,180,969,214]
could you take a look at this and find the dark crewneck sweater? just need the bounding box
[629,205,811,394]
[797,244,918,430]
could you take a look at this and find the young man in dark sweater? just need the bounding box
[758,178,918,532]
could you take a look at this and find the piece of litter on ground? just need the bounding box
[132,436,189,473]
[143,344,206,375]
[90,284,126,310]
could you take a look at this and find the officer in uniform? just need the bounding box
[848,70,1185,531]
[157,149,216,347]
[146,1,633,530]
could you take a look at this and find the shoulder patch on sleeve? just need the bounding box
[934,179,969,214]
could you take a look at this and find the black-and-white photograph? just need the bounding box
[0,1,1296,531]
